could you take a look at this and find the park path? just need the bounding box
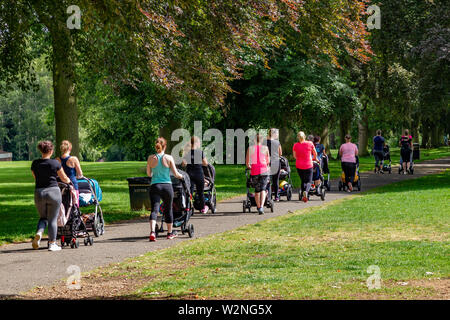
[1,157,449,297]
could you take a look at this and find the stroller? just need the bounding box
[77,177,105,237]
[321,154,331,191]
[57,182,93,248]
[382,145,392,174]
[398,149,415,175]
[193,164,217,214]
[243,169,274,213]
[338,156,361,192]
[157,170,195,238]
[305,160,326,201]
[276,156,293,201]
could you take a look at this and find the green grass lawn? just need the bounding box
[80,169,450,300]
[0,146,449,246]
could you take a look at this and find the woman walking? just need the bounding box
[57,140,83,206]
[339,134,359,192]
[31,141,71,251]
[266,128,283,202]
[373,130,385,174]
[399,129,413,174]
[246,133,270,214]
[147,137,184,241]
[293,131,318,203]
[182,136,209,213]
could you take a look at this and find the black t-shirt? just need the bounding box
[31,159,62,188]
[184,149,205,174]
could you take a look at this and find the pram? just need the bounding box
[157,170,195,238]
[276,156,293,201]
[338,156,361,192]
[57,182,94,248]
[321,154,331,191]
[193,164,217,214]
[382,145,392,174]
[398,149,415,175]
[305,160,326,201]
[77,177,104,237]
[243,169,274,213]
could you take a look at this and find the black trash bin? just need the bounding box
[127,177,152,211]
[413,143,420,160]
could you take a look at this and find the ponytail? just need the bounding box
[155,137,167,153]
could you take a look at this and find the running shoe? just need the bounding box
[48,243,61,252]
[302,191,308,203]
[258,207,264,215]
[149,232,156,242]
[32,233,42,250]
[348,183,353,192]
[275,197,280,202]
[167,232,178,240]
[201,205,209,214]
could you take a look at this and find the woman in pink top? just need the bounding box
[339,134,359,192]
[246,134,270,215]
[293,131,318,203]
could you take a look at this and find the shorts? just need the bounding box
[250,174,269,193]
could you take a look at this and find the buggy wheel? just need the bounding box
[187,224,195,238]
[243,200,247,213]
[84,238,89,246]
[287,188,292,201]
[155,224,160,237]
[338,181,342,191]
[60,238,65,247]
[357,179,361,191]
[89,237,94,246]
[321,189,326,201]
[270,201,274,213]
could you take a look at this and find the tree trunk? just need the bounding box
[320,125,331,157]
[279,126,296,158]
[430,124,442,148]
[51,28,79,158]
[358,114,369,156]
[421,120,430,148]
[339,119,351,145]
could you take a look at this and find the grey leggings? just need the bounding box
[34,187,62,242]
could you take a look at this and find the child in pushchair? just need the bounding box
[57,182,94,248]
[307,160,326,201]
[157,171,195,238]
[77,177,104,237]
[193,164,217,214]
[382,145,392,174]
[276,156,293,201]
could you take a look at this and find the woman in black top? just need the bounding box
[31,141,70,251]
[182,136,209,213]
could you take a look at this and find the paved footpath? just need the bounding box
[1,158,449,297]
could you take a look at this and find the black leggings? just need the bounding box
[150,183,173,223]
[271,164,281,197]
[189,170,205,208]
[297,168,313,194]
[341,162,356,185]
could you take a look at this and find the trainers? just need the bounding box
[275,197,280,202]
[258,207,264,215]
[32,233,42,250]
[302,191,308,203]
[149,232,156,242]
[201,205,209,214]
[48,243,61,252]
[348,184,353,192]
[167,232,178,240]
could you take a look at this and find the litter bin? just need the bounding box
[126,177,152,211]
[413,143,420,160]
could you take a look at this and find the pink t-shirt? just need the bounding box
[250,145,269,176]
[293,141,315,169]
[340,142,358,163]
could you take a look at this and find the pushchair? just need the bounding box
[382,145,392,174]
[398,149,415,175]
[243,169,274,213]
[321,154,331,191]
[77,177,105,237]
[157,170,195,238]
[305,160,326,201]
[193,164,217,214]
[338,156,361,192]
[276,156,293,201]
[57,182,94,248]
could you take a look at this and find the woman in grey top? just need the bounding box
[266,128,283,201]
[31,141,71,251]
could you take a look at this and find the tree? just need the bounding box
[1,1,373,157]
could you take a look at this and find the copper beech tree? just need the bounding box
[0,0,372,156]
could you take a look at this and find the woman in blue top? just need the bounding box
[147,137,184,241]
[57,140,83,206]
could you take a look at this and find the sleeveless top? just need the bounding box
[250,145,269,176]
[61,156,78,190]
[400,135,412,150]
[151,153,172,185]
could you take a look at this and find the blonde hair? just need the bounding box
[60,140,72,154]
[297,131,306,142]
[155,137,167,153]
[268,128,278,139]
